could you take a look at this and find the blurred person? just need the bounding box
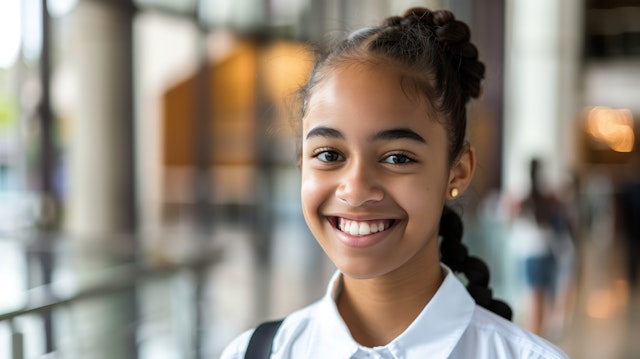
[221,8,567,359]
[511,158,575,338]
[619,152,640,289]
[548,170,580,339]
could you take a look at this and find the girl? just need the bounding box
[222,7,568,359]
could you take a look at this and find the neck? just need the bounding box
[337,251,444,347]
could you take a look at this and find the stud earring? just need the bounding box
[450,188,459,198]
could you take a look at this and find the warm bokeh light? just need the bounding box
[586,280,629,320]
[586,288,615,319]
[261,41,314,105]
[586,106,635,152]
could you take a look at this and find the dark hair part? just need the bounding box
[300,7,512,320]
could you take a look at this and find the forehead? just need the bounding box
[303,62,436,132]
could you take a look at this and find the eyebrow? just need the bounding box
[370,128,426,144]
[305,126,344,140]
[305,126,426,144]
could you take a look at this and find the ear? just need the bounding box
[447,144,476,200]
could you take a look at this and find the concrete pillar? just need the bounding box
[502,0,582,197]
[65,1,137,358]
[66,0,136,238]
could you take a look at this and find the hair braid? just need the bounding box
[439,207,513,320]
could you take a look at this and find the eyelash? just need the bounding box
[312,148,344,162]
[382,152,417,165]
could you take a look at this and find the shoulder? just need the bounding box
[457,305,569,359]
[219,301,322,359]
[219,328,253,359]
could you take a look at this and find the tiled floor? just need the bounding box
[556,236,640,359]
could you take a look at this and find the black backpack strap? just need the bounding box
[244,319,284,359]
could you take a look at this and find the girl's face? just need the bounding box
[300,63,473,279]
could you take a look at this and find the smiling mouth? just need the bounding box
[331,217,396,236]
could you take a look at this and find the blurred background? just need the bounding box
[0,0,639,358]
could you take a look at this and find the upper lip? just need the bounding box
[325,213,400,221]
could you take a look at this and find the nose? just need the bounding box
[335,159,384,207]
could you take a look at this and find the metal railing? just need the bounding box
[0,240,222,359]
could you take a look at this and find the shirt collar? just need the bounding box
[314,271,360,357]
[388,265,475,358]
[315,265,475,358]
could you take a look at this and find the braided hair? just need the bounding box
[440,207,513,320]
[300,7,512,320]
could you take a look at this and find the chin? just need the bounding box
[333,258,393,280]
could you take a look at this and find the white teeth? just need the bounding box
[358,222,371,235]
[338,218,391,236]
[349,222,359,235]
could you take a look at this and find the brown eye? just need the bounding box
[383,154,414,164]
[316,150,344,162]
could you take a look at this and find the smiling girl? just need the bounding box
[221,7,568,359]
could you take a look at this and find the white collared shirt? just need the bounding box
[220,265,568,358]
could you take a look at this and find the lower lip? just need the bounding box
[332,224,394,248]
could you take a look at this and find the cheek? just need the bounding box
[300,167,328,220]
[394,175,447,227]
